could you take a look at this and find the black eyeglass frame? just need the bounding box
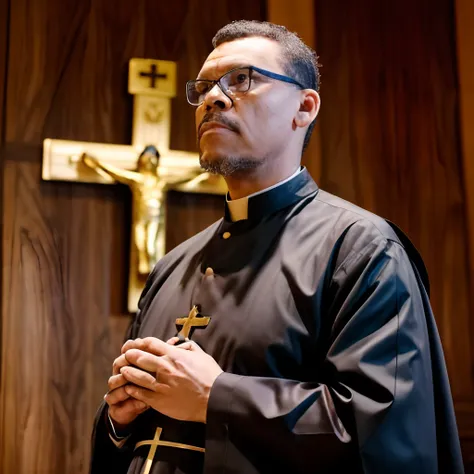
[186,65,306,106]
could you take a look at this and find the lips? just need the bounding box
[198,121,232,138]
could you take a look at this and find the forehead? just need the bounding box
[198,37,284,79]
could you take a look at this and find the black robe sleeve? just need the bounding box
[89,401,135,474]
[204,229,463,474]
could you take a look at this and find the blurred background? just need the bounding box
[0,0,473,472]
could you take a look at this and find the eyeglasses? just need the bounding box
[186,66,305,106]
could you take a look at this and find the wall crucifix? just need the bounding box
[42,58,227,312]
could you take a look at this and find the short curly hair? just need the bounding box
[213,20,320,152]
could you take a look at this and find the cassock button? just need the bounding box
[222,232,231,240]
[205,267,214,277]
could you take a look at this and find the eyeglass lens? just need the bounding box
[187,67,252,105]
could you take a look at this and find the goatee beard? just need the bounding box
[199,155,263,177]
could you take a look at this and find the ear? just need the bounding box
[294,90,320,129]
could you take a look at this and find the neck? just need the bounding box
[224,162,300,200]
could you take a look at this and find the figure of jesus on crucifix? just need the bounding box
[81,145,199,275]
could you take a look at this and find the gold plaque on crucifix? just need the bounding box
[42,58,227,313]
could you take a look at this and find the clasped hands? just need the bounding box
[105,337,223,429]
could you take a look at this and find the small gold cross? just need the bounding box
[136,427,205,474]
[175,305,211,340]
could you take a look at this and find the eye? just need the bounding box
[195,81,212,95]
[225,69,251,92]
[236,73,248,84]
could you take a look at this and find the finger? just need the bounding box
[174,340,203,352]
[125,349,177,379]
[128,399,149,412]
[166,337,180,345]
[174,342,193,350]
[121,338,143,354]
[104,386,130,406]
[108,374,129,392]
[109,398,149,420]
[120,366,158,391]
[120,398,148,412]
[126,337,171,357]
[125,385,162,406]
[112,354,132,375]
[125,349,160,373]
[174,334,191,346]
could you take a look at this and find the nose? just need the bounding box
[203,83,233,111]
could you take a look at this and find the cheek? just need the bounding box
[240,100,294,140]
[195,107,205,134]
[265,90,297,122]
[251,88,295,120]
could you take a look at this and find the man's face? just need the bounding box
[195,37,303,175]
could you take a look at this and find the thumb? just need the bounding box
[135,400,149,412]
[175,340,203,352]
[166,336,180,345]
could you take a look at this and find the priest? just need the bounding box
[90,20,464,474]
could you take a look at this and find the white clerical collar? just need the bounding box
[226,167,303,222]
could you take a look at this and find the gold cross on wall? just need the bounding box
[139,63,168,89]
[175,305,211,340]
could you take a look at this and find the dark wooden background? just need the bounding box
[1,0,474,472]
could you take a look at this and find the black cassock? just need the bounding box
[90,169,464,474]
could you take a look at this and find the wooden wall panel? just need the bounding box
[315,0,472,459]
[0,0,8,141]
[1,153,129,472]
[0,0,9,438]
[455,0,474,345]
[0,1,266,473]
[455,0,474,468]
[167,191,226,250]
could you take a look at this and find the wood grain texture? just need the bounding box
[315,0,473,433]
[455,0,474,458]
[0,1,265,473]
[0,0,8,461]
[0,0,8,142]
[455,0,474,359]
[167,191,225,250]
[1,152,130,472]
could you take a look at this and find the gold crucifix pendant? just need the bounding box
[175,305,211,341]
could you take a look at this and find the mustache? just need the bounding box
[198,113,239,137]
